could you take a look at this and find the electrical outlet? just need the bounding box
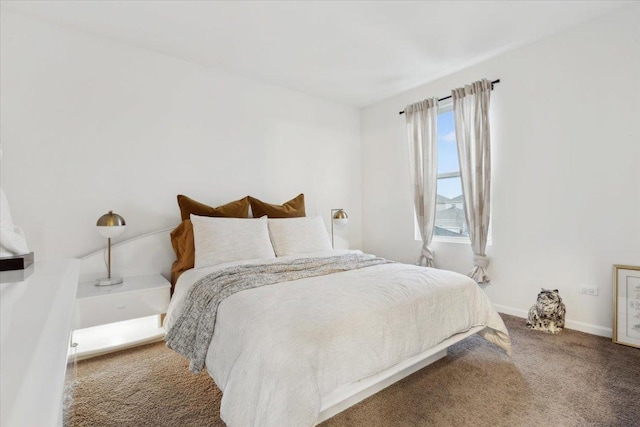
[579,284,599,296]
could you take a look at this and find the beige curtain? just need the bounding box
[405,98,438,267]
[452,79,492,283]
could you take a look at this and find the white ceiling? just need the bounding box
[1,1,633,107]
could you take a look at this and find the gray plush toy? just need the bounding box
[526,288,566,334]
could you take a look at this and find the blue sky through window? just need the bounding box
[437,110,462,199]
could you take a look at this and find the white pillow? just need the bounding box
[267,215,332,256]
[190,214,276,269]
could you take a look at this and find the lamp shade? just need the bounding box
[332,209,348,228]
[96,211,126,238]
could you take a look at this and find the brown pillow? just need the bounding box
[177,195,250,221]
[170,220,195,290]
[249,194,306,218]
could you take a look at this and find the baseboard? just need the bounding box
[493,304,612,338]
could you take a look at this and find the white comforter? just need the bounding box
[166,250,511,427]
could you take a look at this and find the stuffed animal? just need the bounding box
[526,288,566,334]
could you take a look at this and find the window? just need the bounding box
[414,102,475,242]
[433,103,468,239]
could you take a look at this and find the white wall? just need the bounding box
[0,11,362,260]
[3,6,638,337]
[361,5,640,336]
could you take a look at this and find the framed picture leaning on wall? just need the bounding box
[613,265,640,348]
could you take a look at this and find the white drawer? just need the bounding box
[75,275,170,329]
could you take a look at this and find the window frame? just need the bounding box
[434,102,470,243]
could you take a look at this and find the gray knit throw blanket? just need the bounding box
[165,253,391,373]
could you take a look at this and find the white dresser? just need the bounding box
[0,259,81,427]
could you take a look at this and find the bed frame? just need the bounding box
[80,229,487,424]
[317,325,484,423]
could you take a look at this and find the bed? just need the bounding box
[164,245,510,426]
[82,195,510,426]
[81,195,510,426]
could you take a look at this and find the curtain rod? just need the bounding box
[398,79,501,115]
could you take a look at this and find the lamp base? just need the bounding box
[95,276,124,286]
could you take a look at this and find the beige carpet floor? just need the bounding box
[66,314,640,426]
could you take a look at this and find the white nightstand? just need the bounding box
[73,274,171,359]
[75,273,170,329]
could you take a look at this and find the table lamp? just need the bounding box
[95,210,126,286]
[331,209,348,249]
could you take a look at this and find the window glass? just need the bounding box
[434,108,468,238]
